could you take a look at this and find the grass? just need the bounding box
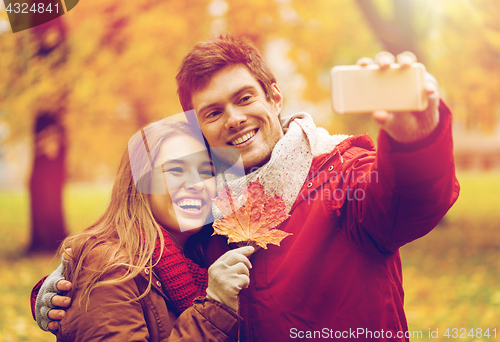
[399,171,500,340]
[0,173,499,341]
[0,182,111,342]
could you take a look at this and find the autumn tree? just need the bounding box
[1,0,499,253]
[416,0,500,132]
[29,19,71,252]
[0,0,223,252]
[0,17,71,252]
[355,0,421,60]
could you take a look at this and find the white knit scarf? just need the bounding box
[212,113,349,220]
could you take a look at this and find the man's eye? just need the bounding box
[239,95,251,104]
[206,111,222,119]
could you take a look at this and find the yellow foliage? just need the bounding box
[1,0,500,174]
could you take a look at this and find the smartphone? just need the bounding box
[330,63,428,115]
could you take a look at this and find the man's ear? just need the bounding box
[270,83,283,116]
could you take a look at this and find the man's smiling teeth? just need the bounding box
[176,199,202,211]
[229,130,256,145]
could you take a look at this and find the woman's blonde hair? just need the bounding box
[60,119,210,308]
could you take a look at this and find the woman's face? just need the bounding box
[149,134,216,243]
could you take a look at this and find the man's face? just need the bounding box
[191,65,284,171]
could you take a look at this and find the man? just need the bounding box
[35,35,459,341]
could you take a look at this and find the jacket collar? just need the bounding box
[310,133,375,174]
[291,133,376,212]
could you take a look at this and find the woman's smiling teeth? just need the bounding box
[229,130,256,146]
[176,199,202,211]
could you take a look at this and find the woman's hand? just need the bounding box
[205,246,255,312]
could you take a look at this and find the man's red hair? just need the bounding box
[176,34,276,113]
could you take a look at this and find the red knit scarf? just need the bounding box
[151,228,208,314]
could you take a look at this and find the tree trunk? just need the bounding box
[355,0,421,61]
[27,18,69,253]
[28,112,68,252]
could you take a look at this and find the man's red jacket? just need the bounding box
[206,101,459,341]
[31,102,459,341]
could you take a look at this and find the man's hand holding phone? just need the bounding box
[332,51,440,144]
[34,250,73,332]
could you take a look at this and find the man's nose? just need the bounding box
[224,106,247,130]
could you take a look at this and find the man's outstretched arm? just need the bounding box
[341,52,459,252]
[31,260,72,332]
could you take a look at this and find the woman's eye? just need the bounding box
[200,169,214,178]
[165,167,183,174]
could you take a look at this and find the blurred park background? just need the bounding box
[0,0,499,341]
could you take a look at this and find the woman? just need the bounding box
[33,117,253,341]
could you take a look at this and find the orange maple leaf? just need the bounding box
[212,180,292,249]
